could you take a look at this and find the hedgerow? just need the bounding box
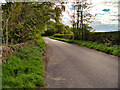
[49,36,120,56]
[53,34,74,39]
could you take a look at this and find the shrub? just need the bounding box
[88,31,120,45]
[53,34,74,39]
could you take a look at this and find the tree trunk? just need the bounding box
[6,19,8,45]
[11,38,13,45]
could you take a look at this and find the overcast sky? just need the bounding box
[61,0,118,32]
[0,0,119,32]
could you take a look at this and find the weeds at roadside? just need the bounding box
[2,38,46,88]
[49,36,120,56]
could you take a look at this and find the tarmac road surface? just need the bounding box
[43,37,118,88]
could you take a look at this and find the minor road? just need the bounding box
[43,37,118,88]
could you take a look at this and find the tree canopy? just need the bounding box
[2,2,65,44]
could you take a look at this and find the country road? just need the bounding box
[43,37,118,88]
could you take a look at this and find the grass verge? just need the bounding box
[2,38,46,88]
[49,36,120,56]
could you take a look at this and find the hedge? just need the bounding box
[49,36,120,56]
[86,31,120,45]
[53,34,74,39]
[53,31,120,45]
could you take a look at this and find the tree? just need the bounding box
[2,1,67,44]
[72,1,95,40]
[2,2,12,45]
[2,2,63,44]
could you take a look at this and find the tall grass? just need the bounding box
[2,38,46,88]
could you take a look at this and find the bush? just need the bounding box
[52,31,120,45]
[88,31,120,45]
[53,34,74,39]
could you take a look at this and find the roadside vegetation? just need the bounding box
[2,2,65,88]
[41,1,120,57]
[49,36,120,56]
[2,38,46,88]
[1,1,119,88]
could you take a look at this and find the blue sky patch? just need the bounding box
[102,9,110,12]
[70,5,78,10]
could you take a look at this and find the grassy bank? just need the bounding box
[49,36,120,56]
[2,38,46,88]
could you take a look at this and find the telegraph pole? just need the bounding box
[72,2,84,40]
[73,5,75,39]
[80,5,83,40]
[77,3,80,31]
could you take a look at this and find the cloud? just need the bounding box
[91,24,118,32]
[91,0,118,23]
[0,0,6,3]
[86,0,118,31]
[90,21,118,31]
[62,0,118,32]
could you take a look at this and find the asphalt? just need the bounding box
[43,37,118,88]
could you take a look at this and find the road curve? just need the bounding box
[43,37,118,88]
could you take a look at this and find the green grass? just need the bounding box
[49,36,120,56]
[2,38,46,88]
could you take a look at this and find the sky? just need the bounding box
[61,0,118,32]
[0,0,119,32]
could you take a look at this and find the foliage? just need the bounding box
[53,28,120,45]
[49,36,120,56]
[43,21,73,36]
[2,2,63,44]
[72,1,95,40]
[71,24,93,40]
[53,34,74,39]
[2,38,46,88]
[88,31,120,45]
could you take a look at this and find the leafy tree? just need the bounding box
[71,1,95,40]
[2,2,64,45]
